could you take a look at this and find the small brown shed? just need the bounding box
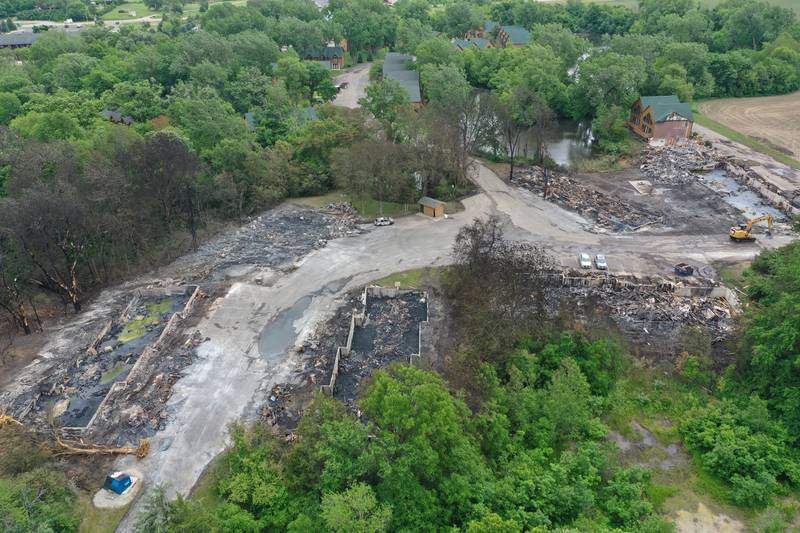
[418,197,446,218]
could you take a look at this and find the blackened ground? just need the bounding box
[335,294,427,403]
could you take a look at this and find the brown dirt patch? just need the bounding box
[699,93,800,159]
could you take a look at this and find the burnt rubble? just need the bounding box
[641,142,799,216]
[640,143,719,185]
[173,205,364,280]
[513,166,664,232]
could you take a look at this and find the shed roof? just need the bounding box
[484,21,498,33]
[640,95,693,122]
[501,25,530,44]
[418,196,446,208]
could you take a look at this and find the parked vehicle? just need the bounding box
[595,254,608,270]
[674,263,694,276]
[579,253,592,269]
[374,217,394,226]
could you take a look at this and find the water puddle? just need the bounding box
[258,296,312,361]
[699,170,786,220]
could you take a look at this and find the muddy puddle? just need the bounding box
[258,296,312,361]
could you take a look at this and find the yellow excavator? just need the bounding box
[729,214,774,242]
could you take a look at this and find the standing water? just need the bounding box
[514,120,595,168]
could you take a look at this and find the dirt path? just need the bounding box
[699,93,800,160]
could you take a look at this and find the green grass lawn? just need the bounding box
[288,190,416,219]
[183,0,246,16]
[76,493,130,533]
[100,2,158,20]
[373,266,449,289]
[694,112,800,169]
[101,0,245,20]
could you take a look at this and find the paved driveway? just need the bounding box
[332,63,372,109]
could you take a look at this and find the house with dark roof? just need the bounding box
[303,45,345,69]
[101,109,135,126]
[0,27,83,49]
[382,52,422,108]
[498,25,530,47]
[0,32,40,49]
[451,37,493,51]
[466,21,497,39]
[628,95,694,140]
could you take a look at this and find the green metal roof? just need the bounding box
[484,21,498,33]
[303,46,344,59]
[471,37,490,49]
[501,25,530,44]
[452,38,471,50]
[640,95,693,122]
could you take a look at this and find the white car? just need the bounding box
[595,254,608,270]
[374,217,394,226]
[579,253,592,269]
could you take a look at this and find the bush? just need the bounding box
[369,61,384,81]
[591,105,632,154]
[680,397,800,506]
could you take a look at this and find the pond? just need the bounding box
[515,119,595,168]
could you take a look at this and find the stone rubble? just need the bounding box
[513,166,663,231]
[640,142,719,185]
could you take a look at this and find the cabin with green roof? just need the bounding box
[498,25,530,48]
[628,95,694,141]
[451,37,494,51]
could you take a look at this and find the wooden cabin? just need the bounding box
[628,95,694,141]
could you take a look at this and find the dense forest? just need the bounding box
[1,0,800,531]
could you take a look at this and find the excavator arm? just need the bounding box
[730,214,774,241]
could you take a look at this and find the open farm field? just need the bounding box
[698,92,800,161]
[584,0,797,11]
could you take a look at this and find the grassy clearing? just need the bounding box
[288,190,415,219]
[100,2,158,20]
[183,0,246,16]
[694,112,800,169]
[76,493,130,533]
[718,260,751,292]
[373,266,449,289]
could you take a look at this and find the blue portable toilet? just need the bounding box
[103,472,132,495]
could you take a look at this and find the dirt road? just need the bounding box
[332,63,372,109]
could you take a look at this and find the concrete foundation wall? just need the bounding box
[322,286,429,394]
[60,285,200,437]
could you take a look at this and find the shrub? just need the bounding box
[680,397,800,506]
